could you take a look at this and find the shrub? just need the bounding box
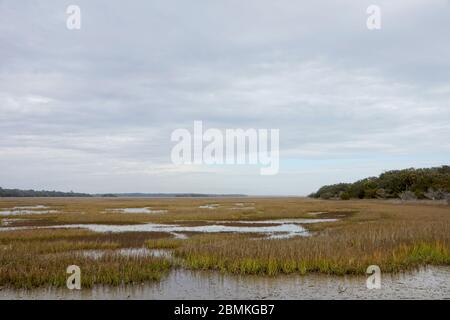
[399,191,417,201]
[375,188,387,199]
[424,188,447,200]
[339,192,351,200]
[320,192,333,200]
[309,165,450,200]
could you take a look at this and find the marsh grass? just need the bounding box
[0,252,171,289]
[175,220,450,275]
[0,228,175,288]
[0,229,174,248]
[0,197,360,226]
[0,197,449,286]
[146,238,183,249]
[0,239,171,289]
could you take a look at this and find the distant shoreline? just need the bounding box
[0,188,248,198]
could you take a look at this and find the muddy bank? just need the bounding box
[1,266,449,300]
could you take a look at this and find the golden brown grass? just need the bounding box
[146,238,184,249]
[0,197,359,225]
[0,228,174,248]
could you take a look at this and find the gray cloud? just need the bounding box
[0,0,449,194]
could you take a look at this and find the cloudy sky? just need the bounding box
[0,0,449,195]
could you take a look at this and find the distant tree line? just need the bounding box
[309,165,450,202]
[0,188,247,198]
[0,187,92,197]
[97,193,247,198]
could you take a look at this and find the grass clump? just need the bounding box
[146,238,183,249]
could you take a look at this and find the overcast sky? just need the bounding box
[1,0,449,195]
